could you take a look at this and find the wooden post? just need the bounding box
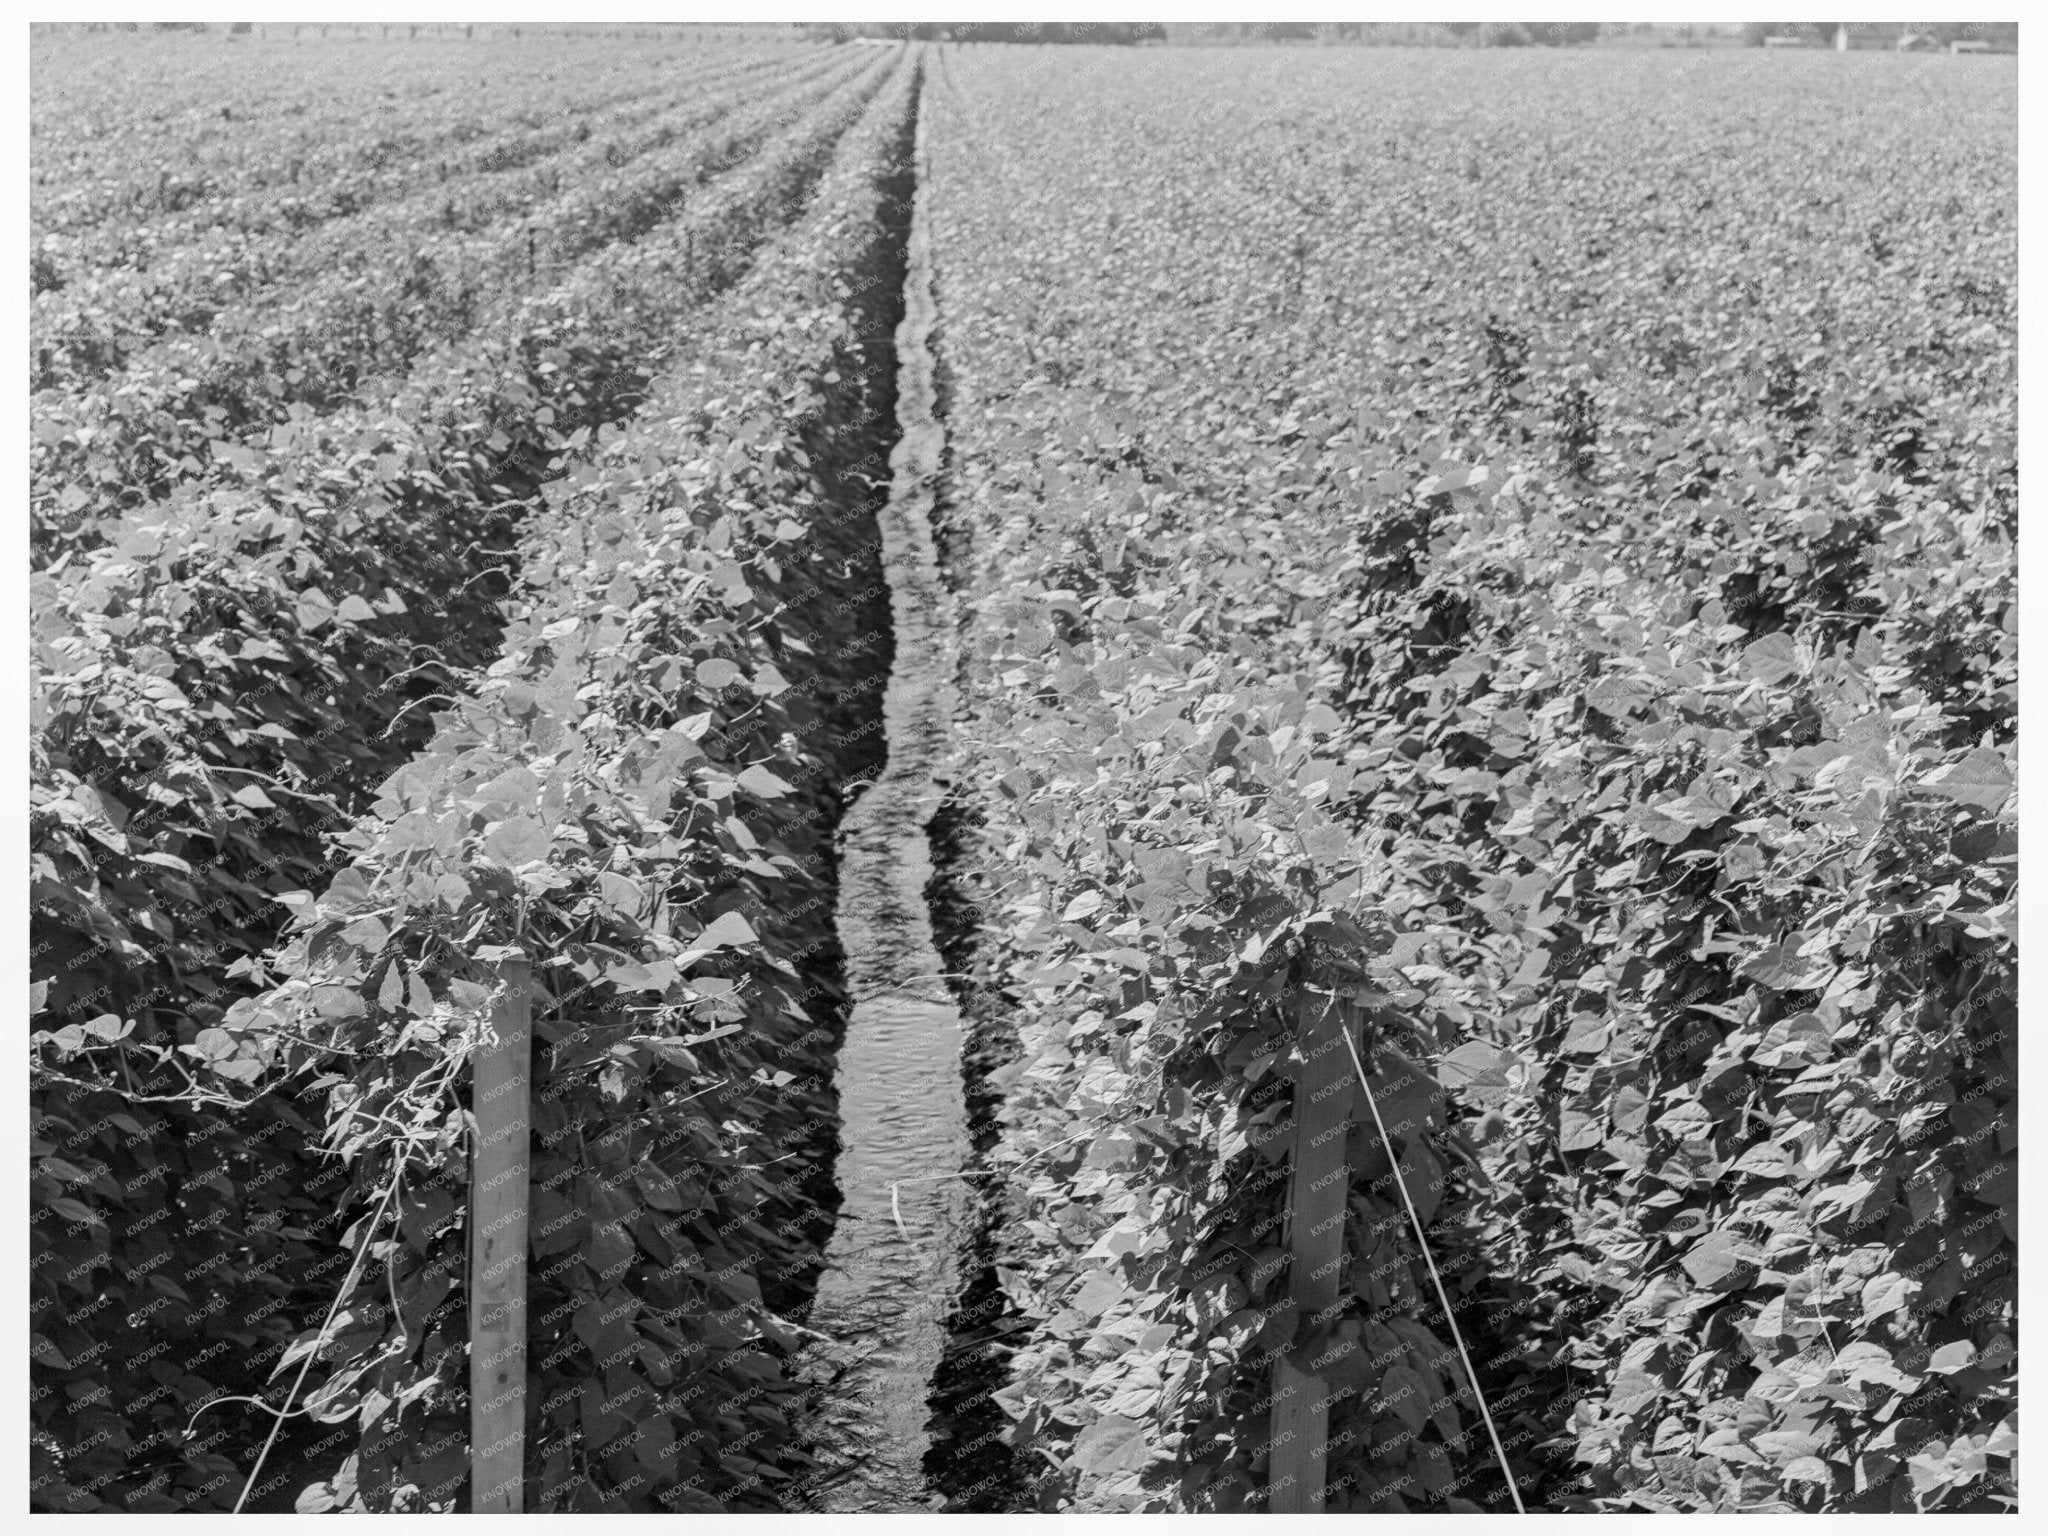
[469,959,532,1513]
[1269,993,1357,1513]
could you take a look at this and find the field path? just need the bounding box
[800,65,972,1512]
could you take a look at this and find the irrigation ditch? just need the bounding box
[787,66,1013,1511]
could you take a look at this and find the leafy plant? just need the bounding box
[924,41,2014,1513]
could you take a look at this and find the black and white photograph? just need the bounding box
[24,7,2021,1519]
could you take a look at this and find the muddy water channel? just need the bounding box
[797,89,977,1511]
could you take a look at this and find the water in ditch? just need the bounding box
[792,59,981,1512]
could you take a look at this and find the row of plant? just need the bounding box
[29,47,911,1513]
[1319,459,2015,1514]
[29,45,857,400]
[31,46,894,562]
[29,32,792,246]
[194,50,920,1509]
[31,60,679,258]
[30,46,851,385]
[935,578,1487,1512]
[923,43,2013,1512]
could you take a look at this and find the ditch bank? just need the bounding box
[912,165,1035,1514]
[918,786,1032,1513]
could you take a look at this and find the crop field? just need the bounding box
[30,29,2016,1516]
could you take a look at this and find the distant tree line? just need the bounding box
[39,19,2014,51]
[1443,22,1604,45]
[37,20,808,41]
[806,21,1618,45]
[802,22,1160,44]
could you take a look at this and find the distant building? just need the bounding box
[1747,22,2012,52]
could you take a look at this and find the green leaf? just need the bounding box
[1906,1443,1958,1497]
[1062,890,1106,922]
[1070,1270,1124,1319]
[483,816,551,866]
[1836,1341,1919,1392]
[1920,748,2013,812]
[1654,1100,1715,1140]
[1437,1039,1512,1092]
[531,1187,588,1256]
[1397,1139,1445,1226]
[1782,1456,1834,1488]
[1924,1340,1976,1374]
[572,1297,639,1366]
[1741,939,1831,992]
[596,873,644,914]
[312,985,365,1020]
[1611,1083,1650,1133]
[633,1166,684,1213]
[633,1414,677,1479]
[685,911,757,956]
[1740,633,1800,685]
[1366,1047,1442,1147]
[296,589,337,630]
[1680,1231,1760,1290]
[1130,703,1184,742]
[190,1026,237,1060]
[1559,1106,1604,1151]
[1731,1142,1795,1179]
[1752,1428,1823,1461]
[1752,1012,1829,1067]
[1860,1272,1918,1325]
[735,764,792,798]
[1377,1362,1431,1437]
[475,765,543,805]
[1659,1208,1709,1240]
[1071,1413,1149,1477]
[81,1013,133,1042]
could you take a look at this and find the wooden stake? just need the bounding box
[1269,993,1357,1514]
[469,959,532,1513]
